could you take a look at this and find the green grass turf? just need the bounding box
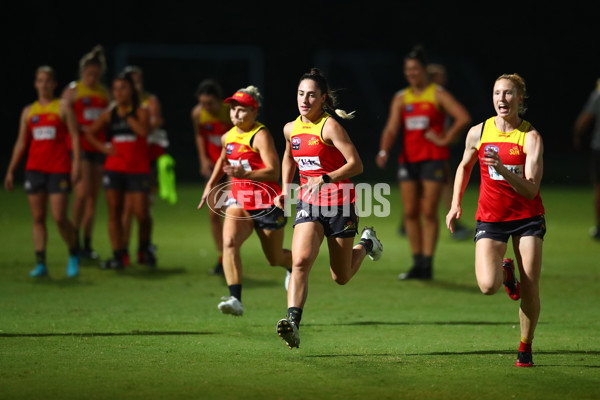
[1,183,599,399]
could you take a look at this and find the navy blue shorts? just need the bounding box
[293,200,358,238]
[475,215,547,243]
[24,171,71,194]
[103,171,151,192]
[397,160,448,183]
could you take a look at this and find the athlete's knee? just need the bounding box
[333,274,351,285]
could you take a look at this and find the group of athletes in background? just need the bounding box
[5,43,600,367]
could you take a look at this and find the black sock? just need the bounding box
[69,247,79,257]
[287,307,303,326]
[358,239,373,252]
[113,249,125,261]
[75,229,81,249]
[413,254,423,268]
[139,241,150,252]
[84,236,92,251]
[228,284,242,302]
[35,251,46,265]
[422,256,432,270]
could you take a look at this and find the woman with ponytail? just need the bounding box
[273,68,383,349]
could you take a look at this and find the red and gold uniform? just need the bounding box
[476,117,545,222]
[290,113,355,206]
[141,93,168,161]
[104,108,150,175]
[199,104,232,163]
[25,99,71,173]
[71,81,109,152]
[400,83,448,163]
[224,122,281,210]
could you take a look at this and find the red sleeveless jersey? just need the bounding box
[476,117,545,222]
[199,104,232,163]
[104,108,150,174]
[25,99,71,173]
[71,81,109,152]
[399,83,448,163]
[224,122,281,210]
[290,113,355,206]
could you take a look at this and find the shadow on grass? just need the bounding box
[310,321,521,327]
[0,330,216,338]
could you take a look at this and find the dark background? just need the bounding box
[4,1,598,185]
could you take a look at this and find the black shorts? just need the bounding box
[475,215,547,243]
[293,199,358,238]
[397,160,447,183]
[81,150,106,164]
[24,171,71,194]
[103,171,151,192]
[224,199,287,230]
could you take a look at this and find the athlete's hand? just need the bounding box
[375,150,388,169]
[102,145,116,156]
[223,160,247,179]
[424,129,445,146]
[70,162,81,185]
[299,175,326,202]
[482,149,506,175]
[200,158,214,179]
[274,193,287,210]
[4,172,13,191]
[446,206,462,233]
[197,187,211,210]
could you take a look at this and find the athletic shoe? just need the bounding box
[123,252,131,267]
[209,261,224,276]
[80,248,100,261]
[66,255,80,278]
[285,270,291,291]
[100,258,125,270]
[515,351,534,367]
[30,263,48,277]
[277,318,300,349]
[360,227,383,261]
[397,223,406,237]
[502,258,520,301]
[139,246,157,267]
[398,265,432,280]
[217,296,243,316]
[590,226,600,241]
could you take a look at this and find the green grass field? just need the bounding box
[1,183,599,400]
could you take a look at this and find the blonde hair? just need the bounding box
[237,85,263,108]
[496,73,528,115]
[35,65,56,81]
[300,68,355,120]
[79,44,107,77]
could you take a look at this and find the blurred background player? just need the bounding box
[573,78,600,240]
[446,73,545,367]
[120,65,168,265]
[192,79,233,275]
[84,72,155,269]
[376,45,471,280]
[274,68,383,349]
[198,86,292,316]
[4,66,81,277]
[61,45,110,262]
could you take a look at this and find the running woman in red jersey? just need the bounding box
[4,66,82,278]
[446,73,545,367]
[192,79,234,275]
[376,45,471,280]
[273,68,383,349]
[62,45,110,262]
[198,86,292,316]
[84,72,155,270]
[120,65,167,266]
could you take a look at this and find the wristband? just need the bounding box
[321,174,331,184]
[378,150,387,157]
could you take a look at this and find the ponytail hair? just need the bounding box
[496,73,528,115]
[79,44,107,78]
[405,44,428,68]
[299,68,355,120]
[236,85,263,108]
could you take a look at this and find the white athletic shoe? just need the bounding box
[277,318,300,349]
[285,270,291,291]
[360,226,383,261]
[217,296,244,316]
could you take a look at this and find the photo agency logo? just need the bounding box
[206,181,391,220]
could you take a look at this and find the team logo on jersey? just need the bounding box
[203,124,214,132]
[509,146,521,156]
[292,137,301,150]
[82,97,92,106]
[405,104,414,112]
[226,143,234,155]
[484,145,499,154]
[31,115,40,124]
[308,137,320,146]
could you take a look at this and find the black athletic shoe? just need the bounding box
[80,248,100,261]
[100,258,124,270]
[209,262,224,276]
[515,351,534,367]
[398,265,432,280]
[138,245,157,267]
